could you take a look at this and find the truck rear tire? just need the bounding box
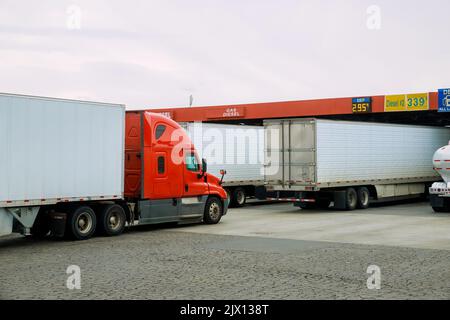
[357,187,370,209]
[231,188,246,207]
[204,197,223,224]
[97,204,126,236]
[345,188,358,211]
[66,206,97,241]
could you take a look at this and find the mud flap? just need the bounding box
[255,186,268,200]
[333,190,347,210]
[49,212,67,237]
[430,194,446,208]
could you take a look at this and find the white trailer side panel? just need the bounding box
[0,93,125,207]
[264,118,450,188]
[315,120,449,184]
[182,122,264,184]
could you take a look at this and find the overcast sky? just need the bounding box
[0,0,449,109]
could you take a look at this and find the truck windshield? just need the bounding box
[185,153,200,171]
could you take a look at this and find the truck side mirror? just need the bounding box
[202,158,207,175]
[197,158,207,179]
[219,169,227,185]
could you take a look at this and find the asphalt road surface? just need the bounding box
[1,201,449,300]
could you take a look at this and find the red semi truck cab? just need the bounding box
[124,111,229,226]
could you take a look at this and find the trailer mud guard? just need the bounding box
[333,190,348,210]
[255,186,268,200]
[430,194,446,209]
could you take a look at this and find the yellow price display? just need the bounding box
[385,93,429,112]
[406,93,429,111]
[385,95,406,112]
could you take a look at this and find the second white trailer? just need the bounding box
[263,118,450,210]
[182,122,265,207]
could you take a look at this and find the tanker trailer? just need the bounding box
[429,142,450,212]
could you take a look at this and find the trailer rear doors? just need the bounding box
[264,119,317,188]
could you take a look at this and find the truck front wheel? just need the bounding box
[98,204,126,236]
[66,206,97,240]
[204,197,223,224]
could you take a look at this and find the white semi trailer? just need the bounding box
[0,93,125,238]
[182,122,265,207]
[262,118,450,210]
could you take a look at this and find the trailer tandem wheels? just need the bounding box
[0,93,228,240]
[261,118,450,210]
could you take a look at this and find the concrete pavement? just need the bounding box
[172,201,450,250]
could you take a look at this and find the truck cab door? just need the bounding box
[183,150,209,197]
[139,114,183,223]
[181,150,209,218]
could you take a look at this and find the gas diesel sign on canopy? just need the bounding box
[438,89,450,112]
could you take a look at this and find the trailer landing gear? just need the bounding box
[30,210,50,239]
